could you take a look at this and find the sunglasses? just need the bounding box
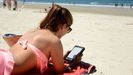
[67,27,72,33]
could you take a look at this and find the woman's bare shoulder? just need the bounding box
[36,33,60,46]
[24,28,37,34]
[30,30,60,48]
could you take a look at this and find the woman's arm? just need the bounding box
[49,39,65,73]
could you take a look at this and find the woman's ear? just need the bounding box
[60,24,66,30]
[62,24,68,31]
[64,24,68,28]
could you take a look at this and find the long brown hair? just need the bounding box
[39,4,73,32]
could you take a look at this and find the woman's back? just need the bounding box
[10,29,59,74]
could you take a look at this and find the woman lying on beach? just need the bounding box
[0,4,73,75]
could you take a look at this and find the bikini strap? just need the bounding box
[28,44,48,73]
[17,40,28,50]
[17,40,48,73]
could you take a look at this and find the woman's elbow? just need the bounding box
[55,66,65,73]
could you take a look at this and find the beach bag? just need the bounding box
[2,33,21,47]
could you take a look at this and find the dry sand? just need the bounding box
[0,3,133,75]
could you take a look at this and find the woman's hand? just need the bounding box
[73,53,83,63]
[69,53,83,68]
[64,52,83,70]
[64,50,71,60]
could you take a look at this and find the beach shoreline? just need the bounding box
[0,2,133,17]
[16,3,133,17]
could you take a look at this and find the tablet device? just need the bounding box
[65,45,85,62]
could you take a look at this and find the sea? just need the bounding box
[0,0,133,7]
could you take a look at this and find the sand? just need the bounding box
[0,3,133,75]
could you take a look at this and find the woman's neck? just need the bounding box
[44,29,62,39]
[53,31,62,39]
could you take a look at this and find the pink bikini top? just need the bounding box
[17,40,48,73]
